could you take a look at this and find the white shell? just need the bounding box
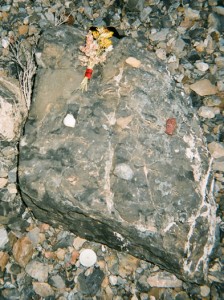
[79,249,97,267]
[63,114,76,128]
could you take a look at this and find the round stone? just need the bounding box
[200,285,210,297]
[114,163,134,181]
[63,114,76,128]
[79,249,97,267]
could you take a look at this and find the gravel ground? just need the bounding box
[0,0,224,299]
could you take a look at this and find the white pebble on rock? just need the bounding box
[109,275,118,286]
[114,163,134,181]
[63,114,76,128]
[79,249,97,267]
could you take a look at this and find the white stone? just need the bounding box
[200,285,210,297]
[0,227,9,249]
[23,17,29,25]
[109,275,118,286]
[195,61,209,72]
[208,142,224,159]
[197,106,215,119]
[168,55,177,63]
[114,163,134,181]
[1,38,10,49]
[79,249,97,267]
[63,114,76,128]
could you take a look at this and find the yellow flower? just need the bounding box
[92,30,100,39]
[97,27,114,39]
[79,26,114,92]
[99,38,112,48]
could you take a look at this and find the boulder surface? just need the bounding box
[19,26,217,283]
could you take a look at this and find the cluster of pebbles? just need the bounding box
[0,0,224,299]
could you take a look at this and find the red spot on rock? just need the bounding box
[165,118,177,135]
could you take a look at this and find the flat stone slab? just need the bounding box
[19,26,217,283]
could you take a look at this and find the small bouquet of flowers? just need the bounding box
[79,27,114,92]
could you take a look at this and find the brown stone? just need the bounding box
[12,236,33,267]
[18,25,29,36]
[32,282,54,297]
[70,249,79,265]
[118,254,139,278]
[190,79,218,96]
[125,57,141,68]
[0,252,9,271]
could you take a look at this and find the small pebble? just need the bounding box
[63,114,76,128]
[114,163,134,181]
[0,251,9,271]
[190,79,218,96]
[79,248,97,267]
[109,275,118,286]
[125,57,141,68]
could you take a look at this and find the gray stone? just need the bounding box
[114,163,134,181]
[50,274,66,289]
[77,268,104,296]
[125,0,145,12]
[27,227,41,246]
[140,7,152,22]
[19,26,217,283]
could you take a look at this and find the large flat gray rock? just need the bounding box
[18,26,217,283]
